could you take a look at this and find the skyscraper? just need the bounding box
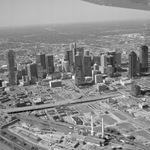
[93,56,100,66]
[36,53,47,79]
[101,54,107,67]
[107,55,114,67]
[83,56,92,76]
[66,50,73,66]
[140,45,148,72]
[128,51,137,78]
[7,50,16,85]
[71,43,77,64]
[84,50,90,56]
[76,47,84,58]
[75,52,85,86]
[27,63,38,80]
[45,54,54,74]
[137,57,140,75]
[36,53,46,69]
[116,52,121,67]
[108,51,116,66]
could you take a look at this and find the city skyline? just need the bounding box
[0,0,150,28]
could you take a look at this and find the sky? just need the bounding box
[0,0,150,27]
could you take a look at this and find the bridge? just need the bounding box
[1,93,121,114]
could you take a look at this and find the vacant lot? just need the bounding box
[99,115,117,125]
[113,111,128,121]
[133,130,150,141]
[117,122,136,133]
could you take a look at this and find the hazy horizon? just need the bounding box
[0,0,150,28]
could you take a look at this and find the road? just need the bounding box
[2,92,121,113]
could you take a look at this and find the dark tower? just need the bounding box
[45,54,54,74]
[7,50,16,85]
[36,53,46,69]
[83,56,92,76]
[140,45,148,72]
[75,52,85,86]
[128,51,137,78]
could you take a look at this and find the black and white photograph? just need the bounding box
[0,0,150,150]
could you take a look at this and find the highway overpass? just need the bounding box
[1,93,121,114]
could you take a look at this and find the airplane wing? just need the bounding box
[82,0,150,11]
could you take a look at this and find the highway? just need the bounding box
[2,93,121,113]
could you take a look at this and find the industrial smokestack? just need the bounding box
[91,114,94,136]
[102,117,104,138]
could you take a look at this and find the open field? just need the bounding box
[112,111,128,121]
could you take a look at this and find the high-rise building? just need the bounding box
[70,43,76,51]
[83,56,92,76]
[66,50,73,66]
[93,56,100,66]
[101,54,107,67]
[137,57,140,75]
[84,50,90,56]
[36,53,46,79]
[27,63,38,80]
[72,43,77,64]
[140,45,148,72]
[107,55,114,67]
[62,61,70,72]
[76,47,84,58]
[45,54,54,74]
[108,51,116,65]
[36,53,46,69]
[75,52,85,86]
[116,52,121,67]
[107,65,114,77]
[7,50,16,85]
[128,51,137,78]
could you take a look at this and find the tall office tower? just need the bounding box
[140,45,148,72]
[45,54,54,74]
[107,65,114,77]
[63,52,68,61]
[101,54,107,67]
[128,51,137,78]
[107,55,114,67]
[70,43,76,51]
[93,56,101,66]
[27,63,38,80]
[137,57,141,75]
[76,47,84,58]
[108,51,116,65]
[36,53,46,69]
[37,64,44,79]
[66,50,73,65]
[72,43,77,64]
[83,56,92,76]
[84,50,90,56]
[7,50,16,85]
[62,61,70,72]
[75,52,85,86]
[116,52,121,67]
